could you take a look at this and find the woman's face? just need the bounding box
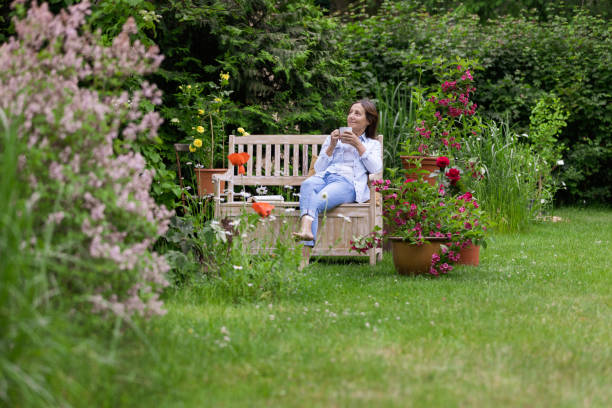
[347,103,370,133]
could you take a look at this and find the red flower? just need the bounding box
[228,152,250,175]
[436,156,450,169]
[252,202,274,218]
[445,168,461,185]
[459,192,473,201]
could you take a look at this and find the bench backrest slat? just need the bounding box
[292,144,299,177]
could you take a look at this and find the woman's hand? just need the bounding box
[340,130,366,155]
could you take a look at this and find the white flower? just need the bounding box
[233,265,243,270]
[556,159,564,166]
[247,283,253,287]
[186,162,192,165]
[321,192,328,200]
[540,199,546,204]
[256,186,268,195]
[220,326,229,335]
[241,233,247,238]
[170,118,180,123]
[269,314,275,321]
[292,193,301,198]
[229,219,240,227]
[338,214,351,223]
[211,220,219,225]
[284,208,295,213]
[284,185,293,190]
[269,215,277,221]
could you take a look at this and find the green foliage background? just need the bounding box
[1,0,610,204]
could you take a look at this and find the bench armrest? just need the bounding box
[212,170,233,183]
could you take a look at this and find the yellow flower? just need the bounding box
[194,139,203,148]
[187,85,192,89]
[198,109,204,115]
[243,132,250,136]
[189,144,196,152]
[196,126,204,133]
[237,127,245,134]
[220,72,230,81]
[214,97,222,103]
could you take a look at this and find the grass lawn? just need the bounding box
[67,208,611,407]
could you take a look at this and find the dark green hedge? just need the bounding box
[341,1,611,203]
[1,0,610,203]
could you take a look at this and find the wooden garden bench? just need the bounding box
[212,134,384,265]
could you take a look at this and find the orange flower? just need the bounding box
[252,202,274,218]
[228,152,250,175]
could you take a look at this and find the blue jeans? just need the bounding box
[299,172,356,247]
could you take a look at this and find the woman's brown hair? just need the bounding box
[353,99,379,140]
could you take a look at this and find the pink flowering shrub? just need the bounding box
[0,1,173,317]
[402,58,484,157]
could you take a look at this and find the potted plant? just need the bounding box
[350,169,487,275]
[400,58,483,184]
[166,72,248,196]
[430,154,487,265]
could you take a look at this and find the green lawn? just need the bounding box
[62,208,612,407]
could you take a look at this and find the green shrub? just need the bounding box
[162,199,303,301]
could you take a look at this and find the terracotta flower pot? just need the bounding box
[389,236,448,275]
[400,155,439,186]
[458,243,480,266]
[195,168,227,196]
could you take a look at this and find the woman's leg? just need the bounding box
[293,175,326,242]
[300,173,356,246]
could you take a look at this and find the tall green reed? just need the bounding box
[373,82,416,171]
[0,109,60,406]
[463,120,543,232]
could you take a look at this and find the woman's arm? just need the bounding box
[326,129,340,156]
[359,139,383,174]
[314,134,335,173]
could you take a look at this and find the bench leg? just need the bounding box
[369,247,376,265]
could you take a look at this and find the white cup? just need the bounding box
[339,126,352,134]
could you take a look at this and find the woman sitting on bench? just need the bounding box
[293,99,383,252]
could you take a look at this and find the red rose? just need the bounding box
[445,168,461,185]
[436,156,450,169]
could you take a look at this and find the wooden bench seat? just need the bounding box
[213,134,384,264]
